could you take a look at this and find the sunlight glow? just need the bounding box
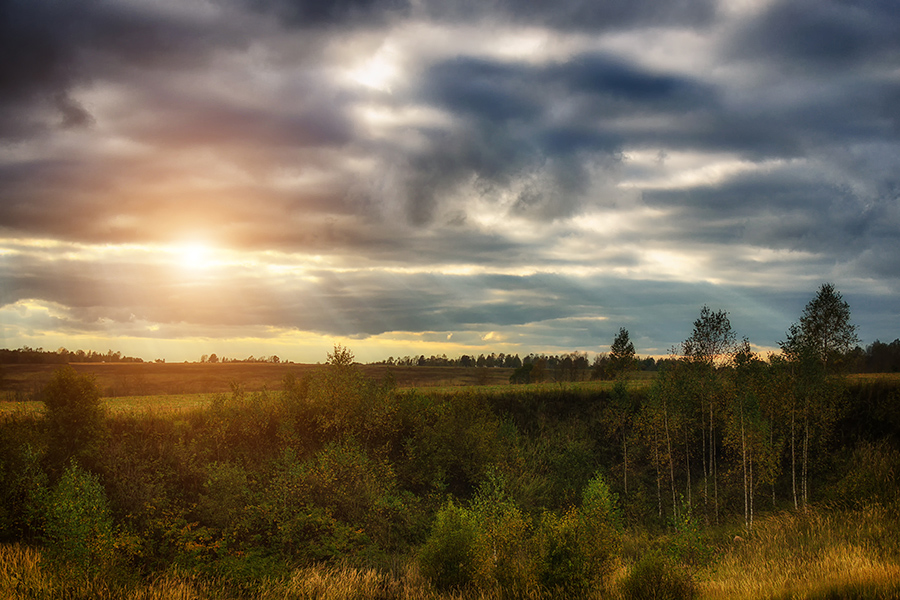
[348,45,401,92]
[174,241,216,271]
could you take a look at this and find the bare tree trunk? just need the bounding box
[655,424,662,519]
[803,413,809,509]
[771,427,777,509]
[685,427,692,510]
[741,404,748,530]
[623,425,628,495]
[665,404,677,521]
[791,406,798,510]
[702,396,708,521]
[749,445,754,532]
[712,401,719,524]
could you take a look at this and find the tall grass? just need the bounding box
[700,504,900,600]
[5,505,900,600]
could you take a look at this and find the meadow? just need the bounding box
[0,362,519,400]
[1,357,898,599]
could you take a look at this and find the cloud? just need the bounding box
[235,0,411,27]
[1,0,898,362]
[730,0,900,70]
[422,0,717,31]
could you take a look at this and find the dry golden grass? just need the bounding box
[0,543,51,598]
[699,505,900,600]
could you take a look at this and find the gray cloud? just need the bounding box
[234,0,410,27]
[730,0,900,70]
[422,0,717,31]
[1,0,898,360]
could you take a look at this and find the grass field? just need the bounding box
[1,362,892,415]
[0,362,520,398]
[0,361,641,413]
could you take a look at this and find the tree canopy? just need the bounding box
[782,283,859,373]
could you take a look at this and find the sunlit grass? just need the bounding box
[104,393,218,413]
[4,503,900,600]
[0,393,218,415]
[699,505,900,600]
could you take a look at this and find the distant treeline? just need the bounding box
[0,347,145,364]
[2,338,899,372]
[373,352,659,371]
[851,339,900,373]
[197,353,285,364]
[371,342,900,375]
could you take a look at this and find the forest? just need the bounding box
[1,284,899,599]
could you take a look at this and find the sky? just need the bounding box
[1,0,898,364]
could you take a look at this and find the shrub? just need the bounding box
[0,441,48,542]
[621,551,696,600]
[832,440,900,508]
[418,499,478,590]
[667,508,712,572]
[41,366,107,470]
[466,471,535,594]
[535,472,622,593]
[535,508,587,591]
[42,462,117,578]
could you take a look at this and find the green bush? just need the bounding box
[42,462,117,578]
[41,366,107,470]
[0,441,48,541]
[621,551,696,600]
[535,508,587,591]
[418,472,535,594]
[832,440,900,507]
[466,471,534,594]
[418,499,479,590]
[535,472,622,593]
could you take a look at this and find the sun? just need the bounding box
[176,241,215,270]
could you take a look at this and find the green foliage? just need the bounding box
[535,508,585,591]
[417,499,479,590]
[197,461,254,532]
[666,508,711,572]
[5,341,900,597]
[42,462,117,578]
[620,550,696,600]
[420,471,622,595]
[783,283,859,374]
[534,473,622,593]
[466,470,534,594]
[260,441,411,563]
[418,471,535,594]
[41,366,107,470]
[397,390,501,496]
[610,327,637,378]
[832,441,900,508]
[0,443,49,544]
[682,305,736,366]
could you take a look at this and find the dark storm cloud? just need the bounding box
[403,52,715,223]
[642,153,900,270]
[731,0,900,70]
[420,53,714,126]
[423,0,716,31]
[0,0,254,137]
[235,0,410,27]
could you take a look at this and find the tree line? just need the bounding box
[0,347,145,364]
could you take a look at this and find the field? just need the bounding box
[0,362,655,414]
[2,361,899,599]
[0,362,519,396]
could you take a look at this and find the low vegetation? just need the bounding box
[1,286,899,598]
